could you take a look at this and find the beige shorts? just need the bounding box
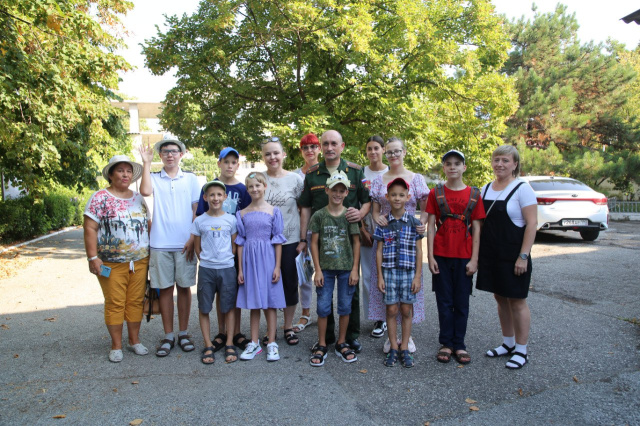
[149,250,197,289]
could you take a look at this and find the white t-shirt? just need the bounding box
[362,165,388,234]
[190,212,237,269]
[481,179,537,227]
[293,167,305,179]
[265,172,304,244]
[149,168,201,250]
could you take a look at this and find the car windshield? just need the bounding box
[528,179,593,192]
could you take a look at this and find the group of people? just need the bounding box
[83,130,536,371]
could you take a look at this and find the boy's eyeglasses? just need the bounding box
[301,145,319,151]
[385,149,403,158]
[160,149,180,156]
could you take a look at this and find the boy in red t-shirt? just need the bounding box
[426,150,486,365]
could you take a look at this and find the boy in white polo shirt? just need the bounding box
[139,136,201,357]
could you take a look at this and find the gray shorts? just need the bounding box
[197,266,238,314]
[149,250,197,289]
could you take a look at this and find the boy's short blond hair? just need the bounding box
[245,171,268,186]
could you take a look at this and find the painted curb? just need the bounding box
[0,226,80,254]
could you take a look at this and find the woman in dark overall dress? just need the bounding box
[476,145,537,369]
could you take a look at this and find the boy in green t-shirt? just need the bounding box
[308,171,361,366]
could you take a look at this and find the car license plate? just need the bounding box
[562,220,588,226]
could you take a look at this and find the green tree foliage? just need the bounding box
[502,4,640,189]
[181,148,220,181]
[143,0,518,185]
[517,141,564,176]
[0,0,133,196]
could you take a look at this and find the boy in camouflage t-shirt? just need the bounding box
[308,171,361,366]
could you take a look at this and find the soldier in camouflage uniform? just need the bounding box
[298,130,371,352]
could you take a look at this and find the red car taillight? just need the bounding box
[537,198,555,205]
[537,197,607,205]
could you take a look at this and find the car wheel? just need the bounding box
[579,229,600,241]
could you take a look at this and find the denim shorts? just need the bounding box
[197,266,238,314]
[382,268,417,305]
[316,270,355,317]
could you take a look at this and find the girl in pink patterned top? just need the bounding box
[369,138,429,353]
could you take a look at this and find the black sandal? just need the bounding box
[284,329,299,346]
[335,342,357,363]
[232,333,249,350]
[201,346,215,365]
[309,345,328,367]
[224,345,238,363]
[486,343,515,358]
[506,351,528,369]
[212,333,226,353]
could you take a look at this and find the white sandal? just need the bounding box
[109,349,123,363]
[292,315,312,332]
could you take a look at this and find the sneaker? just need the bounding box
[383,338,403,354]
[370,321,387,338]
[266,342,280,362]
[240,341,263,360]
[383,338,391,354]
[408,336,417,354]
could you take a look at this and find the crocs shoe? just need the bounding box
[127,343,149,356]
[109,349,123,363]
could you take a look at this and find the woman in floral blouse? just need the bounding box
[83,155,150,363]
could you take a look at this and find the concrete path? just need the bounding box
[1,224,639,425]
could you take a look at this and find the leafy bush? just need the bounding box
[182,148,220,181]
[0,187,92,243]
[0,196,48,242]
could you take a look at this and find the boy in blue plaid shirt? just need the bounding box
[374,178,423,367]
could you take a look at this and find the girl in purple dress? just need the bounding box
[236,172,287,362]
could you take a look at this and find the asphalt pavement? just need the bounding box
[1,223,638,425]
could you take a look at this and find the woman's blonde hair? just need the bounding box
[245,171,268,186]
[492,144,521,176]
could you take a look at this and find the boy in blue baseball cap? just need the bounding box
[195,146,252,353]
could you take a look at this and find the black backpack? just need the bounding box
[434,184,480,237]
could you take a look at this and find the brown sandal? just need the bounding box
[454,350,471,364]
[437,346,452,363]
[155,338,175,357]
[178,334,195,352]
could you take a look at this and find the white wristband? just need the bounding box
[87,256,99,262]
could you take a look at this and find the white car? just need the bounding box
[520,176,609,241]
